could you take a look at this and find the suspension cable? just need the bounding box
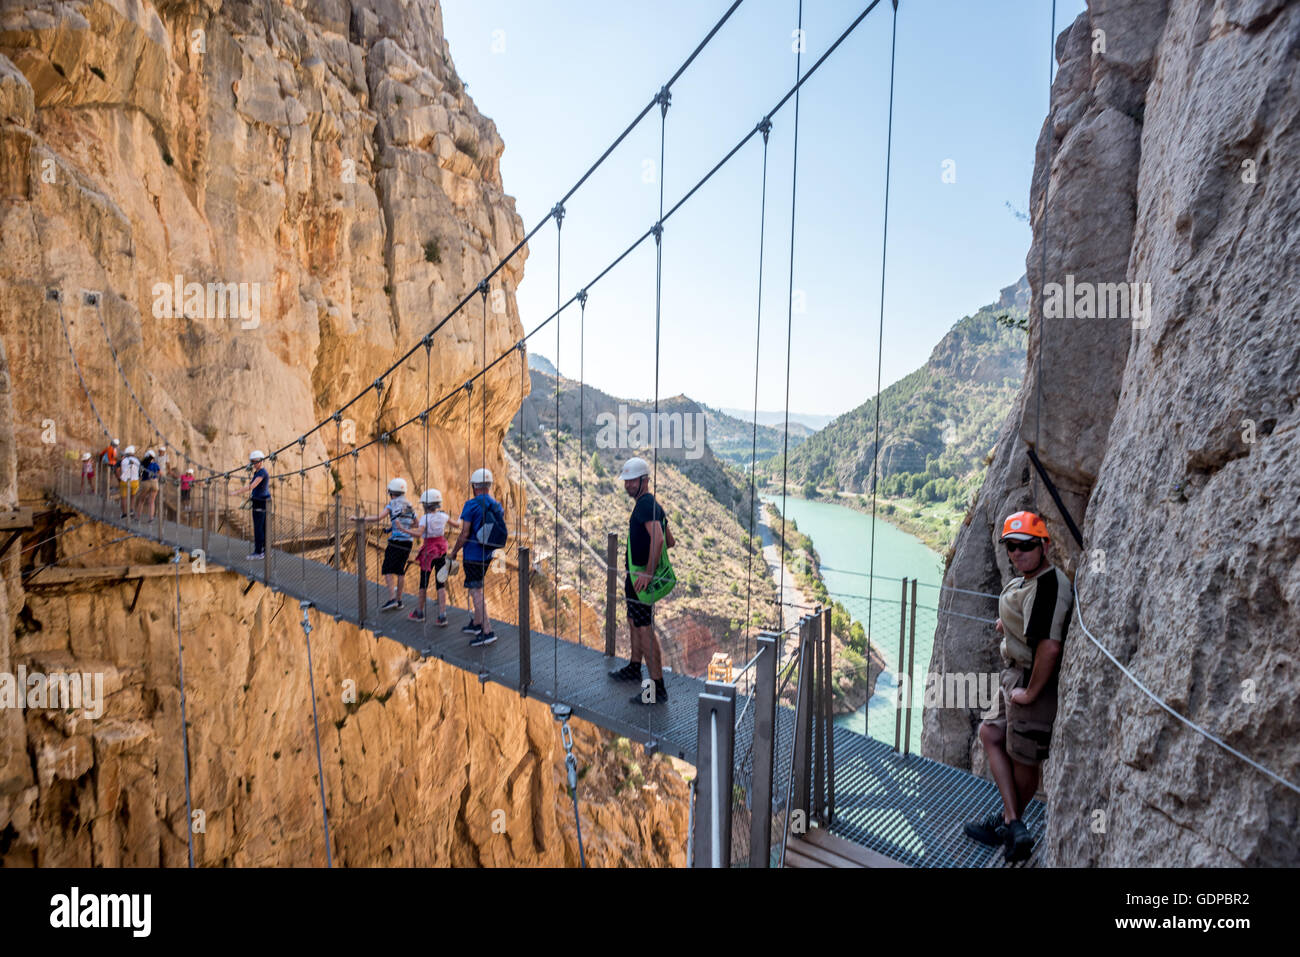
[553,206,564,697]
[298,603,336,864]
[865,0,899,664]
[577,288,587,648]
[1032,0,1058,512]
[174,557,196,867]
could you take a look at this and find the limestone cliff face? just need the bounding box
[923,0,1299,865]
[0,0,689,865]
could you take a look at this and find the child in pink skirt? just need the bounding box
[410,488,452,624]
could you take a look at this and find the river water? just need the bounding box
[762,494,944,753]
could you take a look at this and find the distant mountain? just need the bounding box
[718,408,831,432]
[527,353,559,377]
[700,404,809,467]
[764,277,1030,505]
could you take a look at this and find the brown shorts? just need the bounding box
[982,667,1058,766]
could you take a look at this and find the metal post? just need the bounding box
[823,606,835,824]
[175,475,182,529]
[355,515,367,624]
[894,577,908,752]
[812,608,824,821]
[692,690,735,868]
[333,496,342,569]
[201,483,210,554]
[126,478,133,524]
[264,498,273,585]
[155,478,163,540]
[518,546,531,694]
[604,532,617,656]
[904,578,918,757]
[749,633,778,868]
[790,617,813,830]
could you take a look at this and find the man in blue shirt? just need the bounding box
[237,450,270,559]
[363,477,417,611]
[446,467,502,646]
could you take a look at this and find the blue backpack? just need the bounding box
[472,496,508,551]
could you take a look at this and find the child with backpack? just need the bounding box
[446,467,507,646]
[409,488,452,624]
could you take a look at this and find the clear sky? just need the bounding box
[441,0,1086,417]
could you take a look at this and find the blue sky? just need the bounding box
[442,0,1086,417]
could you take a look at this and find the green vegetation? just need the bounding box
[423,239,441,264]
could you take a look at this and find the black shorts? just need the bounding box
[625,574,654,627]
[382,540,413,576]
[419,555,446,590]
[464,559,489,590]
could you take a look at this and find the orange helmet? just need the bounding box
[1000,510,1049,542]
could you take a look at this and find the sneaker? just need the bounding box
[408,610,426,622]
[1005,819,1034,862]
[608,662,643,682]
[247,552,265,560]
[436,614,448,627]
[381,598,401,612]
[964,811,1010,848]
[469,632,497,647]
[461,622,483,635]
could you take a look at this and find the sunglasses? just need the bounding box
[1003,539,1041,553]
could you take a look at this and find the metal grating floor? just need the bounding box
[54,490,1045,866]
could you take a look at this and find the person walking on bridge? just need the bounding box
[607,456,675,705]
[364,477,417,612]
[409,487,452,625]
[79,452,94,494]
[237,450,270,559]
[99,438,119,496]
[118,445,141,520]
[447,468,504,647]
[964,510,1071,863]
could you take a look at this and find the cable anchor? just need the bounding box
[758,115,773,142]
[651,221,663,245]
[576,288,588,308]
[655,85,672,116]
[551,202,565,227]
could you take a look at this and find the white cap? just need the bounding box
[387,477,407,494]
[250,450,265,461]
[420,488,442,505]
[124,445,136,455]
[618,456,650,481]
[111,438,120,446]
[81,452,91,460]
[186,468,194,474]
[471,467,493,486]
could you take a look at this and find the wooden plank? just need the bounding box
[783,844,831,868]
[24,563,235,586]
[0,507,35,530]
[802,826,909,868]
[786,835,859,869]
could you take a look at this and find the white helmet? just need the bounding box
[387,477,407,494]
[124,445,136,456]
[186,468,195,475]
[249,450,265,462]
[81,452,91,460]
[111,438,120,447]
[420,488,442,506]
[618,456,650,481]
[471,467,493,486]
[144,448,156,458]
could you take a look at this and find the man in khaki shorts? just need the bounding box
[964,510,1071,862]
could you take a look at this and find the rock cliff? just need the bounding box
[924,0,1299,865]
[0,0,689,865]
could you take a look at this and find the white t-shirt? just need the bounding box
[420,510,449,538]
[119,456,141,482]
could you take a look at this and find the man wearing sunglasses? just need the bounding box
[964,510,1072,862]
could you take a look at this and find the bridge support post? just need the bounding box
[790,616,813,838]
[333,496,342,569]
[201,483,210,555]
[604,532,617,656]
[518,546,531,695]
[264,499,273,585]
[904,578,917,757]
[355,515,367,624]
[812,607,824,822]
[822,606,835,824]
[749,633,778,867]
[894,577,908,752]
[155,478,164,540]
[693,689,734,867]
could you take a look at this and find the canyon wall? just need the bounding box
[924,0,1299,865]
[0,0,689,865]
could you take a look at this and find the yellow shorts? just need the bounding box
[119,479,139,496]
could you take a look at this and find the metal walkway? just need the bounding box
[50,487,1044,868]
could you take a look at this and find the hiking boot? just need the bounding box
[461,622,482,635]
[469,632,497,647]
[964,811,1010,848]
[1005,819,1034,862]
[608,661,643,682]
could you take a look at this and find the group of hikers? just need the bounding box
[90,438,196,521]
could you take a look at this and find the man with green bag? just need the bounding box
[608,456,676,704]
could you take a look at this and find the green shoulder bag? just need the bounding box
[627,529,676,605]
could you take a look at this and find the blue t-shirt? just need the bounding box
[459,493,500,563]
[250,467,271,501]
[385,497,416,543]
[141,460,160,482]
